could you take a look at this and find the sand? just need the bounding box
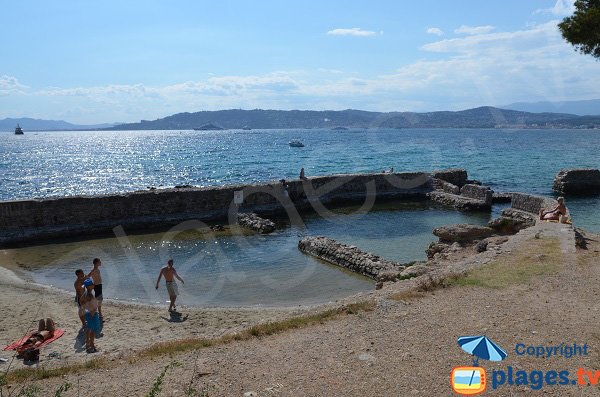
[1,222,599,396]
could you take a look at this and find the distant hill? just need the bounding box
[501,99,600,116]
[0,118,120,131]
[5,106,600,132]
[105,107,600,130]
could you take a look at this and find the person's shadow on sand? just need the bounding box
[161,311,188,323]
[74,329,86,353]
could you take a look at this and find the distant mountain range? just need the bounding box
[106,106,600,130]
[4,105,600,132]
[501,99,600,116]
[0,118,121,131]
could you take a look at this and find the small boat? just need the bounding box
[14,124,24,135]
[289,139,304,147]
[242,125,251,130]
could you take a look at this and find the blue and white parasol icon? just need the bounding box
[457,335,507,366]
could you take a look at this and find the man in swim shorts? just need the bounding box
[87,258,104,322]
[155,259,185,312]
[74,269,86,328]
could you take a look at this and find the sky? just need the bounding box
[1,0,599,124]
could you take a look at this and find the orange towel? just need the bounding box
[3,329,65,351]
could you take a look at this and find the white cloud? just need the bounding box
[317,68,344,74]
[422,21,557,53]
[426,27,444,36]
[454,25,495,35]
[3,16,600,122]
[39,73,300,100]
[327,28,377,37]
[534,0,575,16]
[0,75,27,95]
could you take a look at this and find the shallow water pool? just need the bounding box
[1,202,491,307]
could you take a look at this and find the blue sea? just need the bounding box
[2,128,599,230]
[1,128,599,307]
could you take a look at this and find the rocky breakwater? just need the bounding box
[427,224,507,259]
[237,213,276,234]
[0,171,433,247]
[428,169,493,211]
[553,168,600,195]
[298,236,430,283]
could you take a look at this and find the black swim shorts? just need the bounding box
[94,284,103,299]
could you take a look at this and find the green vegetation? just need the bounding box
[146,361,182,397]
[559,0,600,59]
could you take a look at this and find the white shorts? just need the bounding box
[166,281,178,297]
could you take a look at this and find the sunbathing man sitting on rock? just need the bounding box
[539,197,568,221]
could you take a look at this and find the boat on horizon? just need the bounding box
[14,124,24,135]
[289,139,304,147]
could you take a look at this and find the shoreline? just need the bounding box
[2,219,591,395]
[0,261,375,371]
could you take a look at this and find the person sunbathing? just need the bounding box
[539,197,568,221]
[16,318,55,355]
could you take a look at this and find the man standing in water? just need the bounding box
[155,259,184,312]
[87,258,104,322]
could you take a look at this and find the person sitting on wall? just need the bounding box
[539,197,568,221]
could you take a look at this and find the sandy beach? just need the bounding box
[0,261,367,371]
[1,221,598,396]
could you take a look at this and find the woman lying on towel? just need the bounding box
[539,197,568,221]
[16,318,55,355]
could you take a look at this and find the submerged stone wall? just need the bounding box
[0,172,432,246]
[298,236,406,281]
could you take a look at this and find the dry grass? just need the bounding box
[388,290,425,301]
[451,237,562,289]
[389,237,565,300]
[4,301,375,384]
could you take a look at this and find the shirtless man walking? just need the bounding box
[155,259,184,312]
[87,258,104,322]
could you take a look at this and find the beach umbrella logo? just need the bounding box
[457,335,507,366]
[451,335,507,396]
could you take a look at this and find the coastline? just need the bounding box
[0,260,376,370]
[3,220,596,395]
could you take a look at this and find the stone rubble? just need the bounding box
[237,213,276,234]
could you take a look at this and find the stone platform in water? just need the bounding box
[427,191,491,211]
[553,168,600,195]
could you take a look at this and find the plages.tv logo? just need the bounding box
[451,335,508,395]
